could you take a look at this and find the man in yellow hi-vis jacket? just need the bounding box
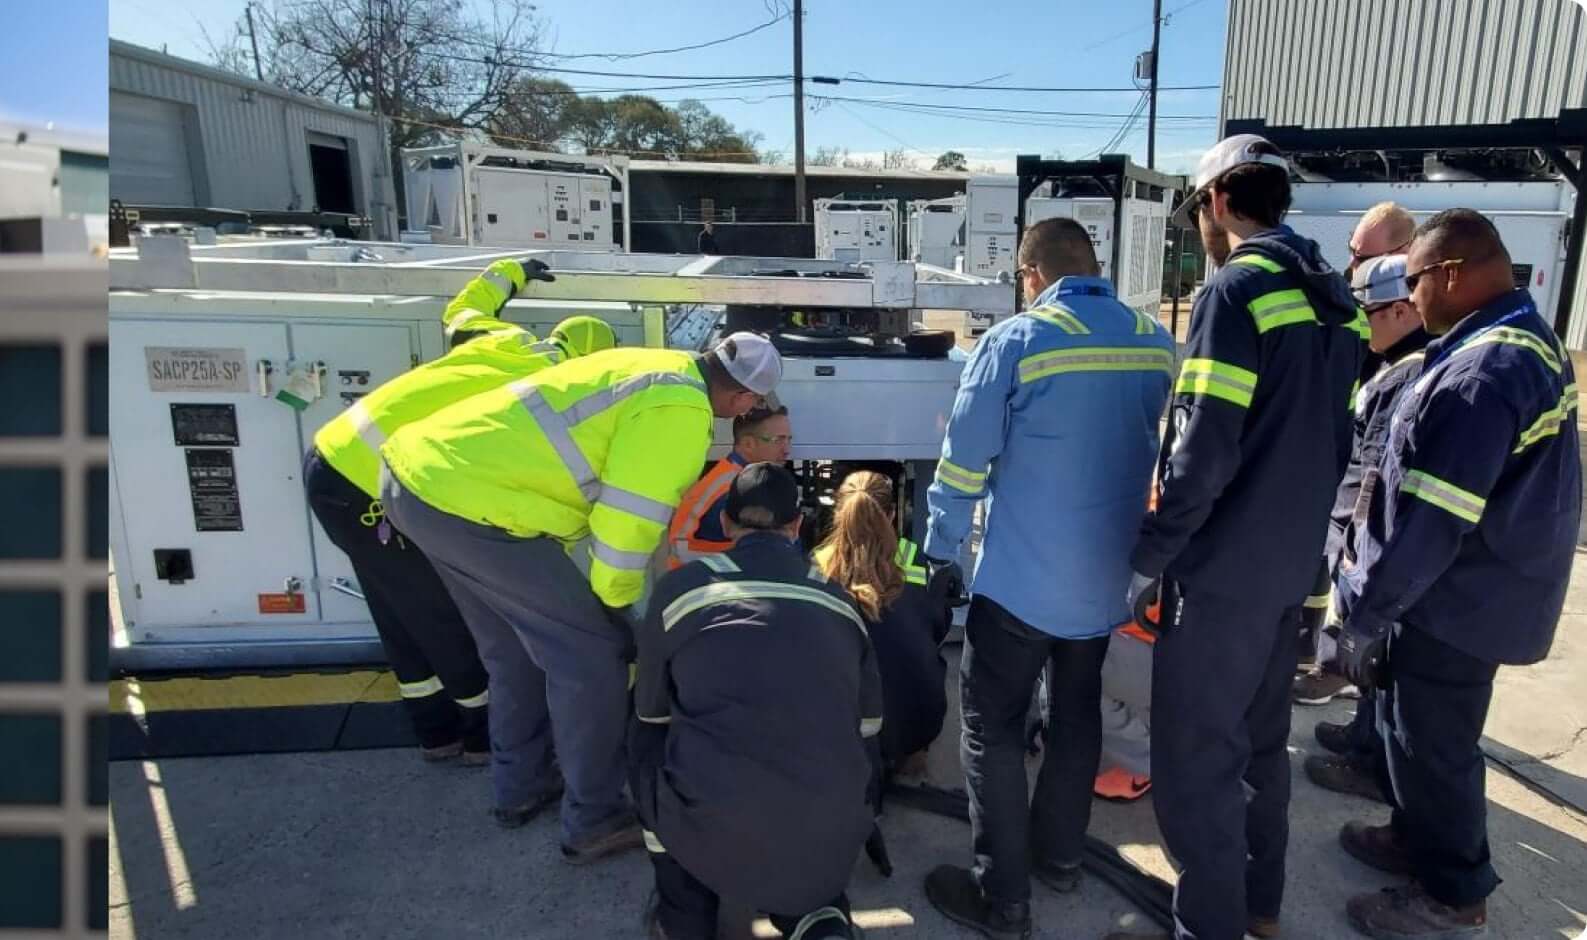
[304,259,614,765]
[379,333,782,864]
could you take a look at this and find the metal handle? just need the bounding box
[257,359,274,397]
[328,577,365,601]
[283,575,303,594]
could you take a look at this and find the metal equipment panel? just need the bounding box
[474,168,550,247]
[290,322,419,625]
[109,319,323,633]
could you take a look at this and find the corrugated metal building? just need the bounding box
[1221,0,1586,129]
[109,40,396,238]
[627,160,970,256]
[1220,0,1586,344]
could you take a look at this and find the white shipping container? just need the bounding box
[814,198,898,262]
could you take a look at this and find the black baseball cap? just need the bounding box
[725,462,801,528]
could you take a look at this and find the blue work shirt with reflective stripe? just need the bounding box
[924,276,1175,638]
[1337,289,1580,665]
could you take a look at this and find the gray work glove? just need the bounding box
[1126,571,1163,635]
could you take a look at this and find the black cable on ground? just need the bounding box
[884,782,1176,930]
[1481,745,1587,821]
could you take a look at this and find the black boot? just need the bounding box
[924,865,1031,940]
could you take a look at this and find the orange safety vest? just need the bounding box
[666,456,744,569]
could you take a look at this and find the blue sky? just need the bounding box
[1,1,109,132]
[108,0,1228,173]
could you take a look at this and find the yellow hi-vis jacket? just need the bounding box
[381,348,714,607]
[313,260,561,499]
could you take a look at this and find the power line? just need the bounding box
[1082,0,1213,51]
[811,95,1209,131]
[811,95,1215,120]
[827,75,1219,93]
[401,11,789,65]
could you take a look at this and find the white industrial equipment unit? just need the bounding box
[401,143,630,252]
[963,175,1020,282]
[1014,155,1184,328]
[1286,180,1575,339]
[108,238,1013,669]
[814,198,899,262]
[907,196,966,270]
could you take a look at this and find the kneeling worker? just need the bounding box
[666,401,793,569]
[304,258,613,762]
[633,463,880,940]
[380,333,780,862]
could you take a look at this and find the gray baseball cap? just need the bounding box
[1351,254,1411,306]
[1170,134,1291,229]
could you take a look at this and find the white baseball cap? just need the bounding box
[714,332,783,396]
[1352,254,1411,306]
[1170,134,1291,229]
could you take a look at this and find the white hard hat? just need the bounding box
[1170,134,1291,229]
[714,332,783,396]
[1352,254,1411,306]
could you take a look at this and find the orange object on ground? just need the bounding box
[1094,767,1152,802]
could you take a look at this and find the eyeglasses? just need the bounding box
[1185,190,1209,224]
[1347,238,1412,265]
[1404,258,1466,291]
[752,433,793,446]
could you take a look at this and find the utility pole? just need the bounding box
[793,0,807,224]
[1147,0,1161,168]
[244,3,265,82]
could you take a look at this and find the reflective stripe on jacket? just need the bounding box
[1339,289,1580,665]
[1132,226,1364,611]
[443,259,526,347]
[666,454,746,569]
[926,276,1175,637]
[313,263,546,498]
[381,348,714,606]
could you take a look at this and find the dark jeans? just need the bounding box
[648,850,852,940]
[302,449,487,750]
[1379,626,1502,907]
[1153,584,1296,939]
[959,595,1110,903]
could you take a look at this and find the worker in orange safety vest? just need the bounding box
[666,401,793,569]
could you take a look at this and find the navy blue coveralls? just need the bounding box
[630,531,883,940]
[1338,288,1580,907]
[1315,327,1430,756]
[1132,226,1365,939]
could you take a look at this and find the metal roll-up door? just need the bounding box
[110,92,197,207]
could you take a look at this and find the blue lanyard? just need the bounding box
[1425,303,1533,372]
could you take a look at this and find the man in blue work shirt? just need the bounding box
[1334,210,1580,940]
[1120,135,1364,940]
[1302,253,1430,805]
[920,217,1176,939]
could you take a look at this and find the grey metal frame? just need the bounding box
[110,238,1016,319]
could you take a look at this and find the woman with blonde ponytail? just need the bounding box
[816,471,949,773]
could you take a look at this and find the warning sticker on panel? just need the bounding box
[257,593,307,614]
[146,346,251,393]
[185,448,244,532]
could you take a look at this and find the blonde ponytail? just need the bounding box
[816,471,903,621]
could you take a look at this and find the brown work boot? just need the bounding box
[561,816,644,865]
[1305,753,1388,804]
[419,740,463,762]
[1247,913,1281,938]
[1346,883,1487,938]
[1340,821,1413,875]
[1293,668,1361,705]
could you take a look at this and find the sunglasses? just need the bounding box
[1185,190,1209,223]
[1404,258,1466,291]
[751,433,793,446]
[1347,238,1412,265]
[1363,301,1402,317]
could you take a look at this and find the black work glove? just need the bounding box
[520,258,556,283]
[1126,571,1163,635]
[923,556,967,608]
[1338,619,1390,691]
